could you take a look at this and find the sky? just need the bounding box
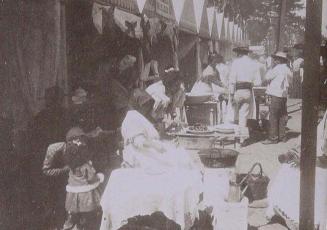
[296,0,327,37]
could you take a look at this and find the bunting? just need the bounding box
[193,0,205,33]
[136,0,147,13]
[207,7,215,36]
[172,0,186,24]
[216,11,224,39]
[92,2,111,34]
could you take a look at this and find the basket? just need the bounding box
[185,94,212,104]
[198,148,239,168]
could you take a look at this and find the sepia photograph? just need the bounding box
[1,0,327,229]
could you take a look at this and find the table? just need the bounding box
[100,167,239,230]
[185,101,221,126]
[168,130,246,150]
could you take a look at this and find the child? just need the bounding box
[63,127,104,230]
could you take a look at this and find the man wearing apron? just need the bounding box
[229,47,262,147]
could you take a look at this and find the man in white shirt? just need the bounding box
[229,47,262,146]
[262,51,293,144]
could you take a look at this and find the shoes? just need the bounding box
[262,139,279,145]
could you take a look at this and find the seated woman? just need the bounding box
[100,99,204,230]
[190,53,226,100]
[266,109,327,229]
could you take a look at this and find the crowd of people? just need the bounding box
[2,42,325,230]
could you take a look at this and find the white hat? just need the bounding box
[272,51,288,60]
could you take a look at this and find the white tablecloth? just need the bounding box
[267,164,327,228]
[100,168,203,230]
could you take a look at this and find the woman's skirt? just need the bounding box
[65,187,101,213]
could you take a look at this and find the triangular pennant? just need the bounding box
[224,18,228,39]
[92,2,111,34]
[172,0,186,24]
[207,7,215,36]
[229,21,234,41]
[193,0,205,33]
[216,12,224,39]
[136,0,147,13]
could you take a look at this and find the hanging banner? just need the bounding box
[92,2,111,34]
[136,0,147,13]
[224,18,229,40]
[207,7,215,36]
[172,0,186,24]
[216,12,224,39]
[229,21,234,41]
[114,8,143,39]
[192,0,205,33]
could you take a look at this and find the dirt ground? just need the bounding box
[236,99,302,230]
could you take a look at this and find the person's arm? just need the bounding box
[264,68,277,82]
[42,143,69,176]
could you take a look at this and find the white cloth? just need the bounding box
[146,81,170,111]
[265,64,293,98]
[191,65,226,98]
[100,168,203,230]
[266,164,327,228]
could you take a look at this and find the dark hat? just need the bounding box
[66,127,86,142]
[293,43,304,50]
[232,46,252,54]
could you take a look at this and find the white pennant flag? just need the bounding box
[193,0,205,33]
[207,7,215,36]
[92,2,111,34]
[224,18,228,39]
[216,12,224,39]
[172,0,186,24]
[229,21,234,40]
[136,0,147,13]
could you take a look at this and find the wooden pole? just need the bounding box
[276,0,287,51]
[195,36,202,80]
[299,0,322,229]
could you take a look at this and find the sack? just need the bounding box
[237,163,270,202]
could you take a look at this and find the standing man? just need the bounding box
[262,51,293,144]
[229,47,262,147]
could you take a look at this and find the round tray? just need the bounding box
[213,124,238,134]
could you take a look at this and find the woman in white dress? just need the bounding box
[100,100,204,230]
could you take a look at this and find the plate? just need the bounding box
[185,127,214,135]
[213,123,238,134]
